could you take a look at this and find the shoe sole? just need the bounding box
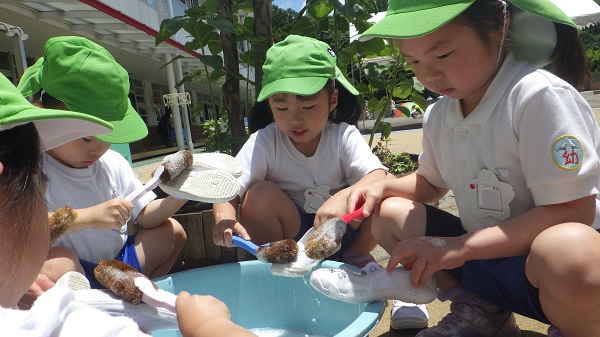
[159,170,240,203]
[55,271,91,290]
[191,153,243,178]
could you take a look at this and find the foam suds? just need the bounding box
[304,218,346,260]
[159,150,194,181]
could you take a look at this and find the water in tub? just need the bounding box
[248,328,329,337]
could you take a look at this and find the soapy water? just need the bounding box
[249,328,330,337]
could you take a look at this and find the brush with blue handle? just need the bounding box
[232,236,298,264]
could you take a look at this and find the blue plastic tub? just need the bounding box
[152,260,385,337]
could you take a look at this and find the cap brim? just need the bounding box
[0,106,112,150]
[257,77,329,102]
[68,101,148,144]
[359,2,473,41]
[335,66,359,95]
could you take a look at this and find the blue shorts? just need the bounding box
[424,205,549,324]
[294,205,359,261]
[80,233,142,289]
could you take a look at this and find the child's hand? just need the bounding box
[18,274,55,309]
[347,181,386,220]
[79,198,133,231]
[176,292,257,337]
[314,193,348,229]
[176,292,230,335]
[387,236,467,287]
[213,218,250,247]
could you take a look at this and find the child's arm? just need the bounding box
[212,196,251,247]
[134,197,187,228]
[388,194,596,287]
[314,168,388,228]
[347,172,449,220]
[176,292,257,337]
[56,198,135,234]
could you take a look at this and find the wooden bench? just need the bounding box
[129,210,254,274]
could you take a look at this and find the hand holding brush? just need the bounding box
[125,150,194,203]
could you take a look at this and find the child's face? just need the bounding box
[47,137,111,169]
[268,89,338,156]
[396,19,503,114]
[0,166,49,307]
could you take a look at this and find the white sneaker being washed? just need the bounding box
[190,152,243,178]
[310,263,437,304]
[360,262,429,330]
[159,169,240,203]
[391,299,429,330]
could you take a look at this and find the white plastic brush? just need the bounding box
[125,150,194,203]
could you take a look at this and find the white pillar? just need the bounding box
[174,58,194,150]
[164,53,185,151]
[11,34,27,79]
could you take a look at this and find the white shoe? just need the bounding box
[191,152,243,178]
[391,300,429,330]
[55,271,91,290]
[310,264,438,304]
[159,169,240,203]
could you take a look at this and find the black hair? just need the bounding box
[247,78,361,133]
[34,90,66,109]
[0,123,45,256]
[458,0,590,89]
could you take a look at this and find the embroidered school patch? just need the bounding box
[552,135,583,170]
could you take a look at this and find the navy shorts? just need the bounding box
[424,204,550,324]
[294,205,359,260]
[80,233,142,289]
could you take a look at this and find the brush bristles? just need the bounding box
[305,219,347,260]
[256,239,299,263]
[94,260,157,304]
[49,206,78,246]
[159,150,194,182]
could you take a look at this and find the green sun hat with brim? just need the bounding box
[257,35,359,102]
[17,36,148,144]
[359,0,576,66]
[0,72,112,150]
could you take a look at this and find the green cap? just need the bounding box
[17,36,148,144]
[257,35,359,102]
[0,72,112,150]
[359,0,576,66]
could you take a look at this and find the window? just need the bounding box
[130,79,147,123]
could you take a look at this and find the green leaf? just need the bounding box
[156,17,191,44]
[307,0,334,21]
[199,54,224,71]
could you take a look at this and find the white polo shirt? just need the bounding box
[417,53,600,232]
[236,122,387,212]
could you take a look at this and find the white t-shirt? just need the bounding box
[417,53,600,232]
[236,122,387,211]
[0,287,149,337]
[44,149,156,263]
